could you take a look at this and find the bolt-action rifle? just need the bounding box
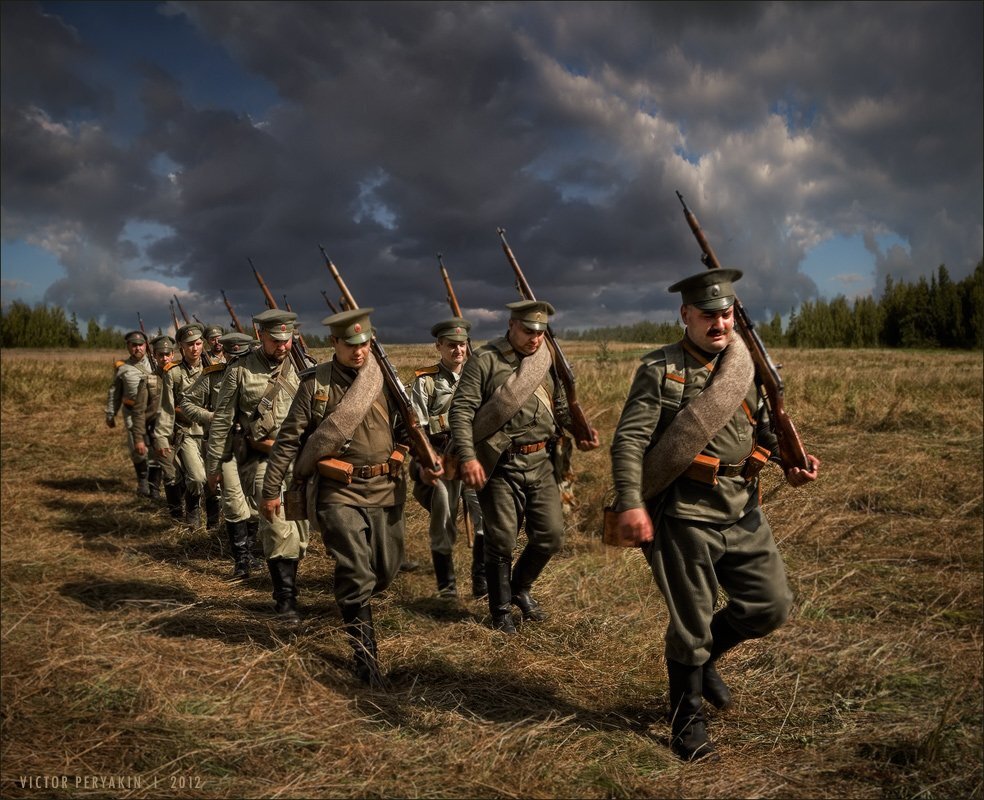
[169,300,180,337]
[248,258,317,372]
[675,190,809,471]
[319,245,443,474]
[173,295,191,325]
[320,290,340,314]
[221,290,246,335]
[137,313,147,337]
[496,228,595,445]
[437,253,472,355]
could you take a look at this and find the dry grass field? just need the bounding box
[1,343,981,799]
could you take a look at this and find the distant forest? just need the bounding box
[2,263,982,349]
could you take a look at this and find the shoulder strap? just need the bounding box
[414,364,440,378]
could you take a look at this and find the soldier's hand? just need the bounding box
[134,440,147,457]
[785,454,820,488]
[105,415,116,429]
[418,463,443,486]
[207,473,222,494]
[459,458,486,490]
[156,446,171,459]
[260,497,280,522]
[615,507,654,545]
[575,427,601,451]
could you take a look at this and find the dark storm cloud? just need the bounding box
[2,1,980,339]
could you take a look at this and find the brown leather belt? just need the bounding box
[508,440,548,455]
[352,462,393,479]
[717,462,747,478]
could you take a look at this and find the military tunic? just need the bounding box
[106,354,152,464]
[130,361,176,483]
[448,336,571,562]
[156,359,208,495]
[183,361,254,524]
[205,348,308,559]
[410,362,483,555]
[263,357,408,612]
[610,338,793,665]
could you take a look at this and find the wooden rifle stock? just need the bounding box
[675,191,810,471]
[496,228,594,444]
[173,295,191,325]
[248,259,316,373]
[320,290,340,314]
[221,290,246,334]
[169,300,180,337]
[319,245,442,473]
[437,253,472,355]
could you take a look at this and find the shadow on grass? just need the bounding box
[398,596,481,624]
[61,577,198,611]
[40,475,130,494]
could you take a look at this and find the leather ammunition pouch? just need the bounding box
[317,446,408,484]
[682,445,772,486]
[247,435,275,454]
[283,481,308,521]
[601,488,643,548]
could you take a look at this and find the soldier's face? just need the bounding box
[681,304,735,353]
[181,337,204,362]
[154,351,173,369]
[332,337,370,369]
[128,341,147,359]
[437,338,467,371]
[260,331,292,362]
[508,319,545,356]
[209,336,223,353]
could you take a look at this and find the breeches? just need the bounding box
[241,457,308,560]
[317,504,406,612]
[646,505,793,666]
[176,434,207,494]
[220,457,254,522]
[477,458,564,563]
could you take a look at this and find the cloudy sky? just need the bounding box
[2,1,981,342]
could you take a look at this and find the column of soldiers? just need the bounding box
[104,267,819,764]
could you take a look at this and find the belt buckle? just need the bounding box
[357,465,371,479]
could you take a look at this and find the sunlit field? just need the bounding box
[1,343,981,799]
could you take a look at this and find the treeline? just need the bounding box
[562,263,984,350]
[3,262,983,349]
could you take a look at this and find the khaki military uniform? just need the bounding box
[155,358,207,498]
[610,337,792,667]
[449,335,572,625]
[205,348,308,560]
[411,362,485,595]
[106,354,152,465]
[130,359,177,494]
[184,362,255,525]
[264,357,408,613]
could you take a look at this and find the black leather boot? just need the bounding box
[204,493,221,530]
[184,491,201,527]
[342,604,385,688]
[667,659,717,762]
[510,546,551,622]
[147,466,163,501]
[246,518,264,569]
[471,534,487,599]
[135,462,151,498]
[703,612,746,710]
[226,521,251,581]
[164,482,184,520]
[485,560,516,633]
[431,550,457,598]
[267,558,301,624]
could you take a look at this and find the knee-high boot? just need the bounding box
[147,466,163,501]
[226,520,251,580]
[204,493,221,530]
[341,604,384,688]
[470,535,487,599]
[510,546,551,621]
[667,659,716,762]
[703,611,747,711]
[134,462,151,498]
[164,482,184,520]
[485,559,516,633]
[431,550,457,597]
[267,558,301,624]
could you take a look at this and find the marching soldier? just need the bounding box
[105,330,154,497]
[206,310,308,622]
[156,323,218,528]
[449,301,600,633]
[262,308,411,687]
[410,317,486,599]
[610,269,819,761]
[183,331,262,579]
[131,335,178,507]
[204,324,227,364]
